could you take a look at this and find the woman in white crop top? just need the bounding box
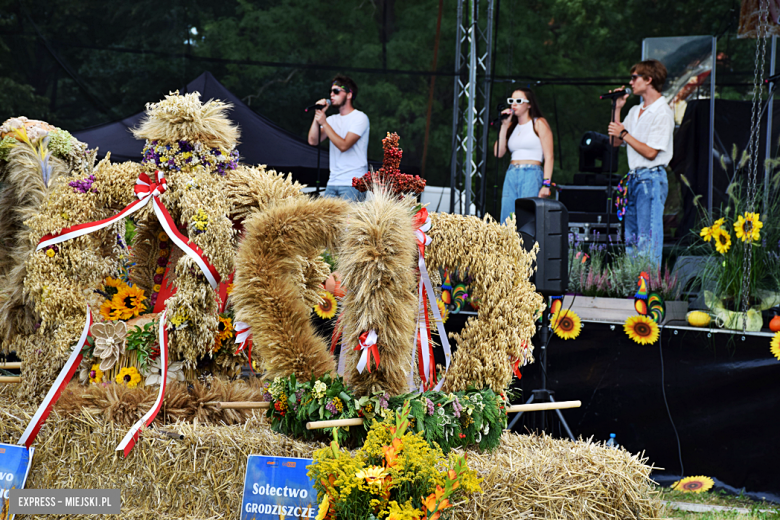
[493,87,555,224]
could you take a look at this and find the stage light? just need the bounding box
[579,131,619,173]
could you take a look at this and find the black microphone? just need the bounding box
[305,100,331,112]
[599,87,632,100]
[490,104,510,126]
[764,73,780,85]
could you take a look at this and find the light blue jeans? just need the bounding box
[323,185,365,202]
[624,166,668,268]
[500,164,543,224]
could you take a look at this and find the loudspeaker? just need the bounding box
[515,198,569,295]
[579,131,619,173]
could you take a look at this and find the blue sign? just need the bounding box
[240,455,320,520]
[0,443,34,520]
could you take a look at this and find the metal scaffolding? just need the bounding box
[449,0,494,216]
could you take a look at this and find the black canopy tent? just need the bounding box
[72,72,329,187]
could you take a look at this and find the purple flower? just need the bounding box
[262,392,272,402]
[379,393,389,409]
[452,396,462,418]
[426,398,435,416]
[325,401,338,414]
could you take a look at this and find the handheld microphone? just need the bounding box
[599,88,632,100]
[305,100,331,112]
[490,104,510,126]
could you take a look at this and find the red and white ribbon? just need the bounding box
[411,208,452,389]
[116,310,169,457]
[233,320,255,373]
[37,170,220,290]
[354,330,380,374]
[18,307,93,448]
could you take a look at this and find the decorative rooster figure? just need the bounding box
[634,272,665,323]
[549,295,563,317]
[441,269,452,305]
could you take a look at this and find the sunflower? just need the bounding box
[88,364,103,384]
[624,315,659,345]
[108,284,148,320]
[100,299,118,321]
[712,228,731,255]
[734,212,762,242]
[771,332,780,361]
[671,475,715,493]
[314,291,337,319]
[551,309,581,340]
[699,226,714,242]
[115,366,142,388]
[215,315,233,346]
[437,299,449,323]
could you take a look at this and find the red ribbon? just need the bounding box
[18,307,93,449]
[354,330,380,373]
[37,170,221,290]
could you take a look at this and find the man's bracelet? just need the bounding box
[619,129,629,139]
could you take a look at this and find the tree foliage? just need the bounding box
[0,0,758,214]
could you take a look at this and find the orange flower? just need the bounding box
[382,438,403,468]
[422,486,451,520]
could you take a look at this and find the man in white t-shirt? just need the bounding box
[307,75,370,202]
[608,59,674,268]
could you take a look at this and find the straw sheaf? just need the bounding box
[223,164,306,222]
[15,315,86,403]
[339,191,418,396]
[0,387,662,520]
[91,157,142,210]
[0,145,69,351]
[165,265,220,364]
[50,378,267,426]
[161,167,236,278]
[132,91,240,150]
[425,212,545,393]
[233,196,350,380]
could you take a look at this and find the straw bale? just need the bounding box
[0,380,662,520]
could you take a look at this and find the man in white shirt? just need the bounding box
[608,59,674,268]
[308,75,370,202]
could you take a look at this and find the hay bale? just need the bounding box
[0,389,662,519]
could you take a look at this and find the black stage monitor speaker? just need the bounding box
[579,131,619,173]
[515,198,569,295]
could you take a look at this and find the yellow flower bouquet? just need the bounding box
[308,401,482,520]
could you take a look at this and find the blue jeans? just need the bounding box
[500,164,543,224]
[624,166,668,268]
[323,185,364,202]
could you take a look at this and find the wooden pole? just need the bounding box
[0,361,21,369]
[205,401,270,410]
[505,400,581,414]
[0,376,21,384]
[306,418,365,430]
[304,401,582,430]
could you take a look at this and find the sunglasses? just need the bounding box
[630,74,643,81]
[331,86,350,95]
[507,98,530,105]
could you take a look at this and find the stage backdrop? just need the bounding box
[513,321,780,502]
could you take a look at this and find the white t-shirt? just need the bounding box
[623,96,674,170]
[325,109,370,186]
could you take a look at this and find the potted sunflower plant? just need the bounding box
[681,147,780,331]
